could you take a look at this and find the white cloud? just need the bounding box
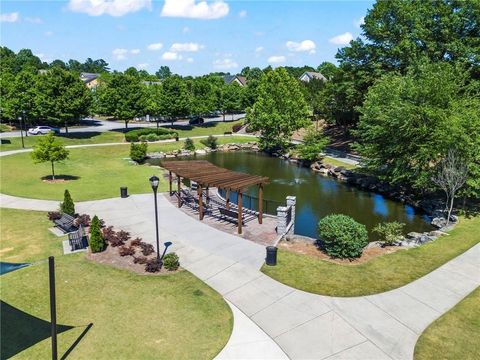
[213,58,238,70]
[182,26,190,33]
[255,46,264,53]
[286,40,316,54]
[44,31,54,37]
[170,42,203,52]
[268,55,286,64]
[25,16,43,24]
[239,10,247,18]
[329,32,353,45]
[186,57,194,63]
[67,0,151,17]
[354,16,365,28]
[112,48,128,60]
[147,42,163,51]
[0,12,20,23]
[137,63,149,69]
[161,0,229,20]
[130,49,141,54]
[162,52,182,60]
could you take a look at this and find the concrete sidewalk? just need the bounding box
[2,192,479,359]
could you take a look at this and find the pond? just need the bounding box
[150,152,433,240]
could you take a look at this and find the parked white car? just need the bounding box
[28,126,60,135]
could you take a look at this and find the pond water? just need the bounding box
[151,152,432,240]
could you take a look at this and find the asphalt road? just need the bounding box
[0,114,245,138]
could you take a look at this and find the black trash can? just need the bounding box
[265,246,278,266]
[120,187,128,198]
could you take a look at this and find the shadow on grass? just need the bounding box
[41,175,81,181]
[56,132,103,140]
[60,323,93,360]
[0,301,73,359]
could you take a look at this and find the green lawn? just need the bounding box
[0,137,255,201]
[1,255,232,359]
[0,120,244,152]
[262,216,480,296]
[414,287,480,360]
[0,208,65,263]
[323,156,358,170]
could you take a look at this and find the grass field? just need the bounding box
[0,120,244,152]
[0,137,254,201]
[0,208,65,263]
[414,287,480,360]
[262,216,480,296]
[322,156,358,170]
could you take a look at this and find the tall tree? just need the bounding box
[160,75,190,125]
[156,66,172,80]
[217,82,243,121]
[247,67,310,152]
[189,76,217,116]
[31,132,69,180]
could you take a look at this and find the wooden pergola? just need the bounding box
[161,160,269,234]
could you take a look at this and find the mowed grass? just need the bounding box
[414,287,480,360]
[262,216,480,296]
[0,208,64,263]
[0,136,255,201]
[1,255,233,359]
[323,156,358,170]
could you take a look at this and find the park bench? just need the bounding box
[54,213,77,233]
[68,225,88,251]
[219,207,244,224]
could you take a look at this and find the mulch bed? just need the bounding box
[279,240,404,265]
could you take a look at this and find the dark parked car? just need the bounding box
[189,116,204,125]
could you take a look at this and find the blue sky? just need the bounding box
[1,0,373,75]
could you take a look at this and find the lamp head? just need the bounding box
[149,175,160,191]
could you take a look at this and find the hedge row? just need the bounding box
[125,128,178,142]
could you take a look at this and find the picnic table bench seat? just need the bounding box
[54,213,78,233]
[68,225,88,251]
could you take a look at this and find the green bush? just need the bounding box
[163,253,180,271]
[184,138,195,151]
[130,142,148,163]
[125,128,178,142]
[60,189,75,216]
[89,215,105,253]
[298,127,329,162]
[373,221,405,245]
[200,135,218,149]
[318,214,368,258]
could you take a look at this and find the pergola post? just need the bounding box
[206,186,210,206]
[226,189,230,210]
[169,171,172,195]
[177,176,181,207]
[198,185,204,220]
[258,184,263,224]
[237,192,243,234]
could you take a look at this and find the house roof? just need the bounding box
[141,80,162,86]
[80,72,100,83]
[300,71,327,81]
[223,74,247,86]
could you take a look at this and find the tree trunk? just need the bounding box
[447,195,455,227]
[65,120,69,134]
[223,112,225,122]
[51,161,55,180]
[124,120,128,129]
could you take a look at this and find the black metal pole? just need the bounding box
[19,116,25,148]
[153,189,160,263]
[49,256,58,360]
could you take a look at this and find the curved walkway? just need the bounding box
[1,192,478,359]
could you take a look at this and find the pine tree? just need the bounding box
[60,189,75,216]
[89,215,105,253]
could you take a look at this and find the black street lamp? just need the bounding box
[149,175,161,264]
[17,115,25,148]
[22,110,28,137]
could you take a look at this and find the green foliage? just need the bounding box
[124,127,177,142]
[155,65,172,80]
[89,215,105,253]
[200,135,218,149]
[60,189,75,216]
[183,138,195,151]
[160,75,191,124]
[355,62,480,197]
[247,67,310,153]
[31,132,69,179]
[298,127,329,162]
[130,142,148,163]
[372,221,405,245]
[318,214,368,258]
[163,252,180,271]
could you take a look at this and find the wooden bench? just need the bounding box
[68,225,88,251]
[219,207,244,224]
[54,213,77,233]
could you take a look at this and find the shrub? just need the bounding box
[117,230,131,243]
[200,135,218,149]
[101,226,116,243]
[232,123,243,133]
[140,242,155,256]
[133,256,148,264]
[163,253,180,271]
[60,189,75,216]
[145,258,162,273]
[131,238,142,247]
[89,215,105,253]
[119,246,135,257]
[48,211,62,221]
[184,138,195,151]
[125,128,178,142]
[75,214,91,227]
[130,142,148,163]
[318,214,368,258]
[373,221,405,245]
[298,128,329,162]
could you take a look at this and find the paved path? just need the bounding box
[1,192,478,359]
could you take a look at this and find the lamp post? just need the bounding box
[22,110,28,137]
[149,175,161,264]
[17,115,25,148]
